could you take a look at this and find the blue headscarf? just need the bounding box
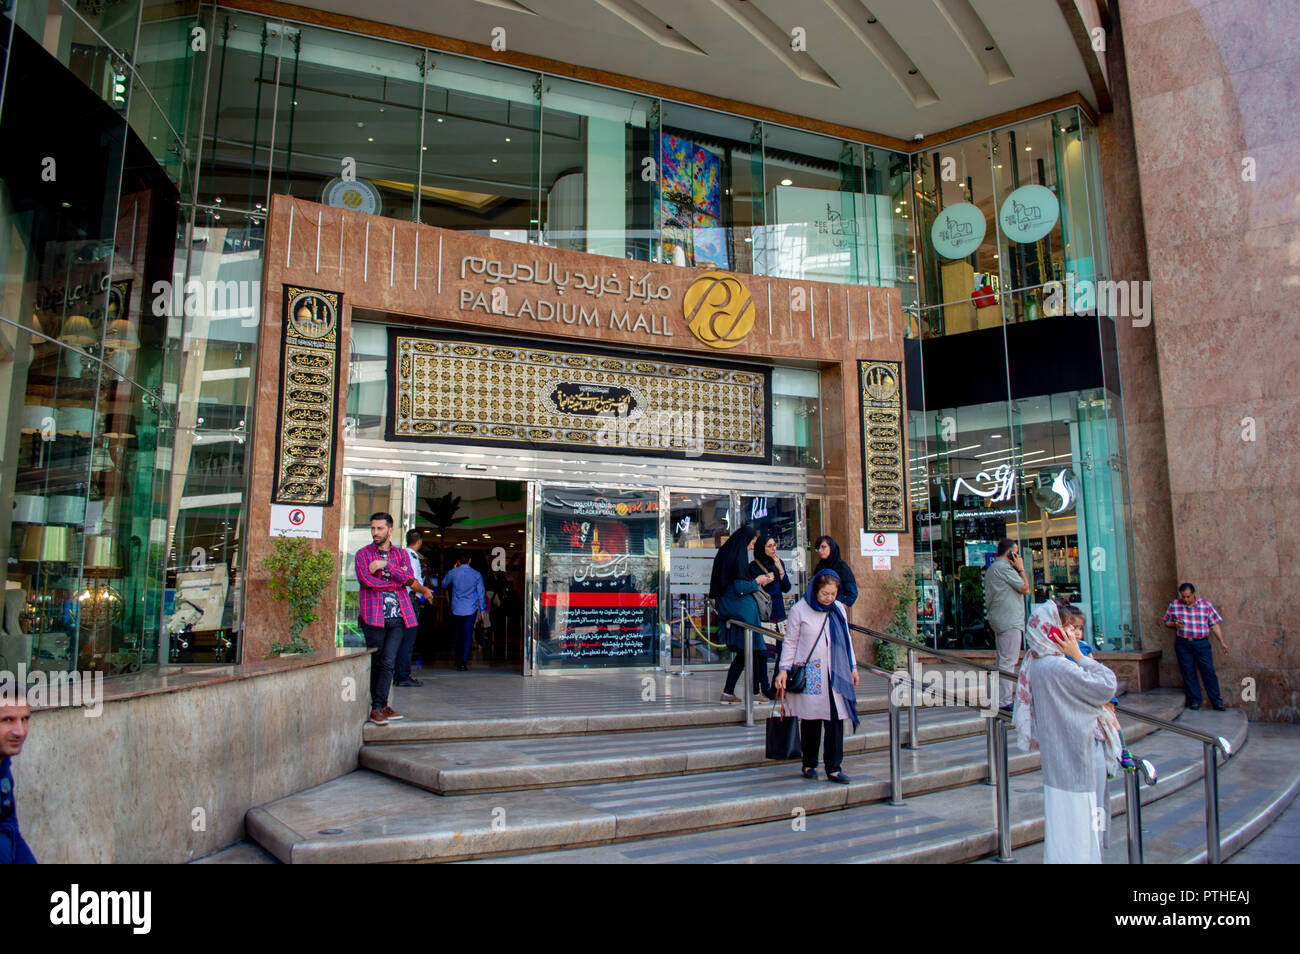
[803,570,859,731]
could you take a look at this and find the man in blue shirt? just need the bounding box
[441,558,486,671]
[1,686,36,864]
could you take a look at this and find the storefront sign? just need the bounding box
[953,464,1017,502]
[858,360,907,533]
[998,185,1060,245]
[930,202,986,260]
[272,286,342,506]
[860,531,899,556]
[322,177,382,216]
[683,271,756,349]
[388,330,771,464]
[269,504,323,539]
[459,256,675,338]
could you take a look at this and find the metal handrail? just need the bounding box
[724,619,778,727]
[849,622,1231,756]
[848,621,1230,863]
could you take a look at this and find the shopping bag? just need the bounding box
[765,701,802,760]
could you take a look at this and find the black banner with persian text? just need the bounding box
[858,359,907,534]
[387,329,771,464]
[272,285,342,506]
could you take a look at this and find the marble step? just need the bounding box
[1003,722,1300,865]
[245,690,1179,864]
[366,667,1130,745]
[475,707,1254,864]
[361,707,991,794]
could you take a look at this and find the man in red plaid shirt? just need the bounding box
[356,512,431,725]
[1163,582,1230,711]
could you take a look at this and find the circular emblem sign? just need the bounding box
[322,177,382,216]
[929,201,986,260]
[287,291,337,339]
[682,272,755,349]
[288,508,307,526]
[999,184,1059,244]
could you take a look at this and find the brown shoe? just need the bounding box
[381,705,405,721]
[369,709,389,726]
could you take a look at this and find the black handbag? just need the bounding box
[765,701,802,760]
[786,615,829,694]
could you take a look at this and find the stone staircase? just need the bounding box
[226,668,1300,864]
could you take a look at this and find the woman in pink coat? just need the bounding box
[774,571,860,783]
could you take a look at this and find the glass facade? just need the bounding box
[0,1,1137,674]
[905,108,1139,653]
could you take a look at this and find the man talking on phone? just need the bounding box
[984,538,1032,710]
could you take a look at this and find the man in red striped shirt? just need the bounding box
[355,512,431,725]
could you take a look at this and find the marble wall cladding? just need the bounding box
[248,194,909,656]
[1118,0,1300,719]
[1098,5,1178,669]
[13,654,370,863]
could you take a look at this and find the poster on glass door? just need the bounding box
[537,488,660,667]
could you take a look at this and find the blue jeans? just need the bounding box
[395,625,418,682]
[452,613,476,666]
[362,619,405,709]
[1175,636,1222,708]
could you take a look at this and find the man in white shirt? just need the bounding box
[395,529,431,687]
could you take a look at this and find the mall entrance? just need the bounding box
[336,468,823,675]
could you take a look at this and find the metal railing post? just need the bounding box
[743,622,754,727]
[985,714,998,786]
[984,707,999,785]
[994,715,1014,862]
[888,693,904,806]
[678,597,688,676]
[1125,768,1144,864]
[905,646,919,749]
[1204,741,1221,864]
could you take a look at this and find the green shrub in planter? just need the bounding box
[876,567,923,671]
[262,536,336,658]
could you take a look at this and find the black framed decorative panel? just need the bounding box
[387,329,771,464]
[271,285,343,506]
[858,359,907,534]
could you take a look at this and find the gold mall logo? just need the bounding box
[683,272,755,349]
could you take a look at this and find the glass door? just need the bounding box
[668,491,731,667]
[533,485,662,669]
[336,473,410,647]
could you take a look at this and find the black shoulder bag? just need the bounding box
[786,614,829,694]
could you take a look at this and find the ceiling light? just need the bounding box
[491,157,498,163]
[780,178,793,186]
[367,137,374,142]
[1025,145,1032,151]
[991,433,1003,438]
[436,117,443,123]
[505,137,511,142]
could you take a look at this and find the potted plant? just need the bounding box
[261,535,336,658]
[876,566,923,671]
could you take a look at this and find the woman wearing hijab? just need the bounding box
[749,532,792,688]
[773,570,860,782]
[709,525,776,704]
[1012,599,1118,863]
[812,536,859,607]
